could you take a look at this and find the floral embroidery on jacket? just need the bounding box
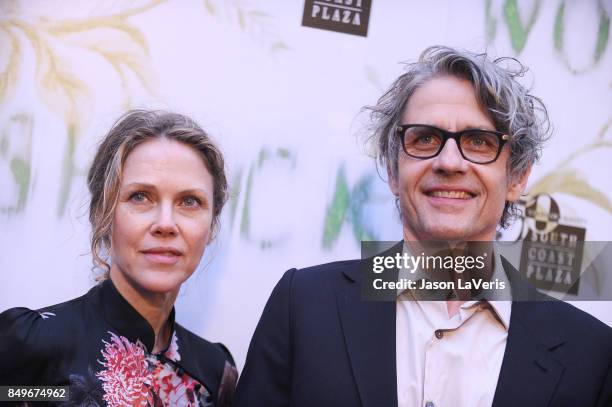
[96,331,210,406]
[97,332,153,406]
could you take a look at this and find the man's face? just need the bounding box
[390,75,529,242]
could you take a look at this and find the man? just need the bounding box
[235,47,612,407]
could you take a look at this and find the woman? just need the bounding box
[0,110,237,406]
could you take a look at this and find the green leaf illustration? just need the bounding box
[204,0,216,14]
[554,1,610,73]
[249,11,271,20]
[57,125,76,217]
[10,156,31,209]
[270,42,290,53]
[322,166,350,249]
[322,168,379,249]
[238,148,297,245]
[503,0,541,54]
[0,133,8,156]
[238,8,246,29]
[240,164,255,238]
[229,168,242,227]
[257,148,270,167]
[553,1,564,51]
[277,147,290,159]
[595,4,610,62]
[529,170,612,213]
[364,65,383,91]
[485,0,497,43]
[348,174,376,242]
[202,1,289,53]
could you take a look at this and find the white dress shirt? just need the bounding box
[396,250,512,407]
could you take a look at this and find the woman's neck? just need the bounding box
[108,266,178,354]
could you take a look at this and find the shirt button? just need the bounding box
[434,330,443,339]
[425,402,435,407]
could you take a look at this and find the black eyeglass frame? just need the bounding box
[395,124,510,164]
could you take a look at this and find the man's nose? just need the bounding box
[431,138,469,174]
[151,203,178,237]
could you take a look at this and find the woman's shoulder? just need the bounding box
[173,323,238,406]
[0,294,90,384]
[173,322,235,367]
[1,293,89,344]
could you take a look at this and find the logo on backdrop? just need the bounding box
[519,194,586,295]
[302,0,371,37]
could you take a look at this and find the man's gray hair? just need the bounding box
[364,45,551,228]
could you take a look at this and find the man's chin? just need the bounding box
[407,221,484,242]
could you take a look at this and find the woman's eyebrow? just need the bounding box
[121,184,209,198]
[179,188,208,196]
[121,182,156,191]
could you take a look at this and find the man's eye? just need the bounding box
[468,136,490,148]
[129,192,148,203]
[182,196,201,207]
[471,137,484,145]
[417,135,434,144]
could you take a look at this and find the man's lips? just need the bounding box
[426,190,475,199]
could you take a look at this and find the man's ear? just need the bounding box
[388,167,399,197]
[506,164,532,202]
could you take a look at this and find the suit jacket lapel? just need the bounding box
[492,259,566,407]
[337,267,398,407]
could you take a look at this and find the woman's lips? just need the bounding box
[141,250,182,265]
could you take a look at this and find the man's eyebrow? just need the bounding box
[453,123,497,130]
[416,122,496,131]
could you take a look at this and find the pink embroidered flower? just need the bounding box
[96,332,153,406]
[164,332,181,362]
[153,363,200,406]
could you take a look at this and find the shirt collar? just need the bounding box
[397,242,512,330]
[454,299,511,331]
[485,299,511,330]
[91,279,176,355]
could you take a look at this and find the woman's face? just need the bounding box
[110,138,214,296]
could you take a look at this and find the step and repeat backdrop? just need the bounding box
[1,0,611,368]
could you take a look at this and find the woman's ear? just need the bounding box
[208,219,217,244]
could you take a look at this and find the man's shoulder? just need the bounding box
[514,300,612,347]
[291,258,362,285]
[270,259,363,301]
[298,258,361,275]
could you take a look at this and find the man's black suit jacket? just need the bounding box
[235,256,612,407]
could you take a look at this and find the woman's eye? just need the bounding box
[182,196,201,207]
[129,192,148,203]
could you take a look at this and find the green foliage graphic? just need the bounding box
[322,165,376,249]
[322,166,350,249]
[554,0,610,73]
[503,0,541,54]
[10,157,30,210]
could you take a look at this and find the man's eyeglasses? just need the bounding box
[395,124,510,164]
